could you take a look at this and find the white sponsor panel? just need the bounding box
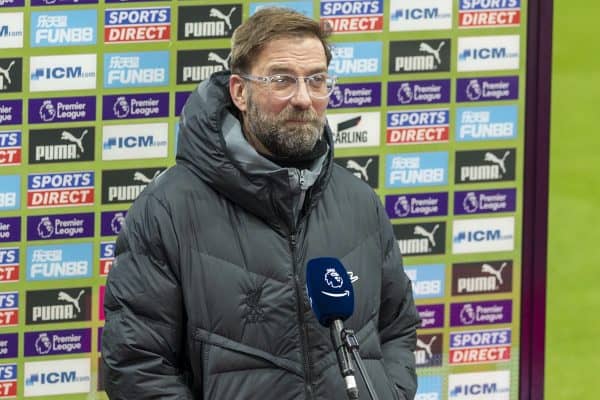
[390,0,452,31]
[102,122,168,160]
[24,358,90,397]
[0,13,24,49]
[452,217,514,254]
[448,370,510,400]
[29,54,97,92]
[457,35,520,72]
[327,112,380,148]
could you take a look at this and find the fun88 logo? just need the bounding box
[31,10,97,47]
[104,51,169,88]
[416,375,442,400]
[0,176,19,211]
[27,171,94,209]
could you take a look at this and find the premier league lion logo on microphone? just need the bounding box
[325,268,343,289]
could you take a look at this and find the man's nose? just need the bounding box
[289,79,312,109]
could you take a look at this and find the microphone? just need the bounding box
[306,257,358,399]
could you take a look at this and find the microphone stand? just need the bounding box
[341,328,380,400]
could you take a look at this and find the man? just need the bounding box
[102,7,420,400]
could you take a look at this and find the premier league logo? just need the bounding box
[37,217,54,239]
[466,79,482,101]
[463,192,479,213]
[35,333,52,355]
[393,196,410,217]
[460,304,475,325]
[110,212,125,235]
[324,268,343,289]
[329,86,344,108]
[112,97,130,119]
[39,100,56,122]
[397,83,413,104]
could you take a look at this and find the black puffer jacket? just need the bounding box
[102,71,420,400]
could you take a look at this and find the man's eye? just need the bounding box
[272,75,295,85]
[310,74,326,83]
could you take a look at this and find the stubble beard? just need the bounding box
[245,91,325,158]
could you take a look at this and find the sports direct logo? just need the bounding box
[387,109,449,145]
[0,248,19,283]
[329,42,382,78]
[457,76,519,102]
[0,131,20,166]
[0,292,18,327]
[449,370,510,399]
[29,96,95,124]
[386,152,448,188]
[104,52,169,88]
[390,0,452,31]
[0,176,19,211]
[320,0,383,33]
[99,242,115,276]
[27,171,94,208]
[452,217,515,254]
[459,0,521,28]
[24,358,90,397]
[450,328,511,365]
[458,35,520,72]
[388,80,450,106]
[27,243,92,281]
[31,10,97,47]
[0,364,17,398]
[102,123,168,160]
[0,12,23,48]
[105,7,170,43]
[327,112,380,148]
[456,105,518,141]
[0,100,22,126]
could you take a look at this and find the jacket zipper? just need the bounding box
[290,233,313,400]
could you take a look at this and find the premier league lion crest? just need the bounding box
[324,268,343,289]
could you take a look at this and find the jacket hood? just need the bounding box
[176,70,334,232]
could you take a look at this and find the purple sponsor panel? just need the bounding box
[450,300,513,327]
[29,96,96,124]
[456,76,519,102]
[454,188,517,215]
[24,328,91,356]
[27,213,94,241]
[0,333,18,358]
[387,80,450,106]
[0,0,25,6]
[31,0,97,5]
[0,100,22,126]
[328,82,381,109]
[175,91,191,116]
[102,93,169,120]
[0,217,20,243]
[98,327,103,352]
[385,192,448,219]
[416,304,444,329]
[101,211,127,237]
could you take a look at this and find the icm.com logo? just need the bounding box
[105,7,170,43]
[387,109,449,145]
[29,96,95,124]
[176,49,230,84]
[452,217,514,254]
[0,363,17,398]
[327,112,380,148]
[334,156,379,189]
[0,58,22,93]
[0,176,19,211]
[0,100,22,126]
[449,328,511,365]
[0,218,20,243]
[29,54,96,92]
[24,358,90,396]
[25,328,91,357]
[103,93,168,120]
[458,35,520,72]
[0,247,19,283]
[0,12,23,48]
[457,76,519,102]
[459,0,521,28]
[31,10,97,47]
[393,222,446,257]
[416,375,442,400]
[455,148,516,184]
[329,42,382,78]
[29,127,94,164]
[27,171,94,209]
[390,0,452,31]
[0,131,21,166]
[178,5,241,40]
[386,152,448,188]
[0,292,18,327]
[404,264,445,299]
[102,167,164,204]
[104,51,169,88]
[389,39,450,74]
[320,0,383,34]
[102,123,168,160]
[328,82,381,109]
[388,79,450,106]
[456,105,518,141]
[448,370,510,399]
[27,213,94,241]
[452,260,513,296]
[27,243,92,281]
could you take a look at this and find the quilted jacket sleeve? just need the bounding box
[376,198,421,400]
[102,192,193,399]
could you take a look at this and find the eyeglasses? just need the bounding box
[239,73,336,100]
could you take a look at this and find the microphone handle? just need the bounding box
[331,319,359,400]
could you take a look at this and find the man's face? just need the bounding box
[234,36,329,158]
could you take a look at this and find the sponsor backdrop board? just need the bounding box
[0,0,541,398]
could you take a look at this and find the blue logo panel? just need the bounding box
[386,152,448,188]
[27,243,92,281]
[0,176,19,211]
[104,51,169,88]
[405,264,445,299]
[329,42,382,78]
[31,10,97,47]
[456,105,518,141]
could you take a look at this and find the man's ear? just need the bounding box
[229,74,247,112]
